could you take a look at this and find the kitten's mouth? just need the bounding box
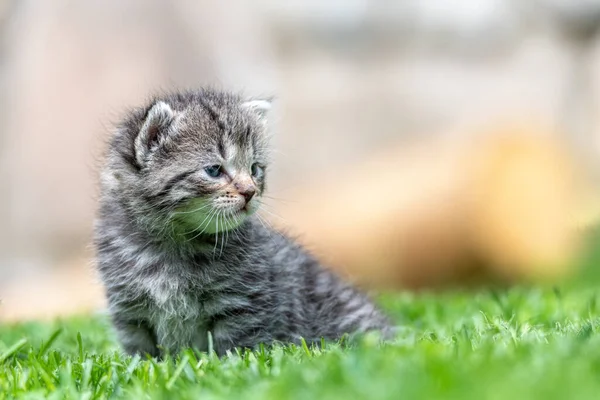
[225,205,251,218]
[238,202,258,216]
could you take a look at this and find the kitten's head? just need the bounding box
[105,89,272,239]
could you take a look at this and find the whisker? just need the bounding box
[213,211,221,256]
[261,195,298,204]
[256,214,268,230]
[257,213,277,231]
[171,203,211,216]
[186,209,218,242]
[181,208,217,236]
[258,204,288,224]
[219,213,229,258]
[230,217,243,243]
[256,214,284,246]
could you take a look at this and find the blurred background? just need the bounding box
[2,0,600,321]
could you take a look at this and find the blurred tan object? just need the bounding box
[273,125,586,289]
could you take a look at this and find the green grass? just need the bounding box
[2,285,600,399]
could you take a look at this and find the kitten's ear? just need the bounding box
[135,101,175,165]
[242,99,271,122]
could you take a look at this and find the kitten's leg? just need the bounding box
[112,316,159,357]
[310,269,394,340]
[209,311,268,356]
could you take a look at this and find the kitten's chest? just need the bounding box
[143,272,197,312]
[140,262,209,350]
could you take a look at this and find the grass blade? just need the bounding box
[77,332,84,362]
[300,338,312,358]
[166,354,190,390]
[0,338,28,363]
[38,328,63,357]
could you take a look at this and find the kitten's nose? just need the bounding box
[240,187,256,203]
[235,183,256,203]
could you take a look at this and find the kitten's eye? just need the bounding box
[204,165,223,178]
[251,163,264,179]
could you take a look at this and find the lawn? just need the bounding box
[1,283,600,400]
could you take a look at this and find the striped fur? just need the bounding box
[94,88,392,356]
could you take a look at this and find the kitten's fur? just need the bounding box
[94,88,392,356]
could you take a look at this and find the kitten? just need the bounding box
[94,88,393,357]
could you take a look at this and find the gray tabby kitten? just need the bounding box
[94,88,392,357]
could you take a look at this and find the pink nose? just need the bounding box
[234,182,256,203]
[239,187,256,203]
